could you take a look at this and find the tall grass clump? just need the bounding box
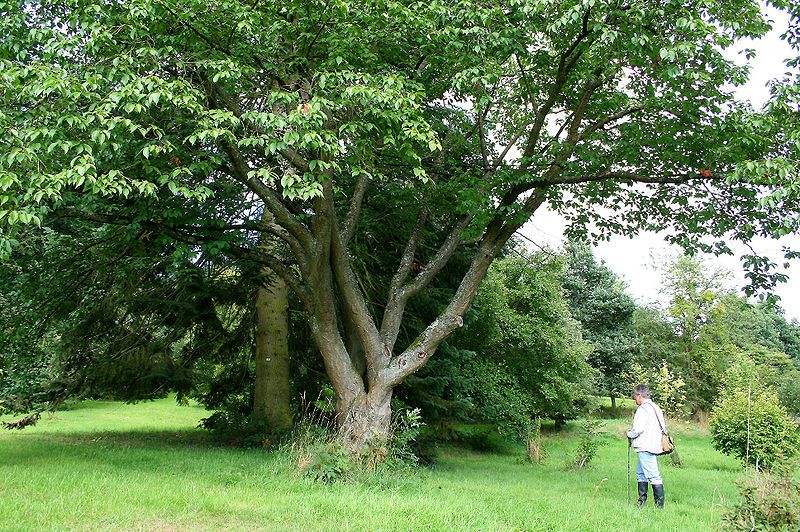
[526,417,545,463]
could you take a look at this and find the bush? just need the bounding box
[387,406,425,465]
[199,408,278,448]
[709,388,800,467]
[573,419,606,469]
[299,441,353,483]
[724,456,800,530]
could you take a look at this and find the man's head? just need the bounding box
[632,384,651,406]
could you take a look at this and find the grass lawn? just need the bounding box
[0,398,743,531]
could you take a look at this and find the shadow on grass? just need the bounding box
[44,428,217,448]
[0,427,280,478]
[2,427,235,454]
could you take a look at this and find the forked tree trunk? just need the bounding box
[338,387,393,453]
[252,277,293,431]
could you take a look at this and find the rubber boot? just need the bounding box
[652,484,665,509]
[637,482,648,508]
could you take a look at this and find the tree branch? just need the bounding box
[380,215,470,354]
[320,179,387,387]
[578,104,645,141]
[380,192,546,387]
[341,173,370,246]
[520,15,595,164]
[535,170,719,187]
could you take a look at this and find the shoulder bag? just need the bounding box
[646,403,674,455]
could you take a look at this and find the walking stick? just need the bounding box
[627,437,631,506]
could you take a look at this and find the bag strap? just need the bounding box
[644,403,668,435]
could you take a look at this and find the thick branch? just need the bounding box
[386,208,427,300]
[341,174,370,246]
[400,216,471,299]
[381,193,546,387]
[323,181,386,387]
[520,12,594,162]
[535,171,719,187]
[380,215,470,354]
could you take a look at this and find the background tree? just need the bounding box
[563,243,638,408]
[454,249,595,430]
[637,253,800,415]
[632,305,682,371]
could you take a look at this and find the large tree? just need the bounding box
[2,0,799,449]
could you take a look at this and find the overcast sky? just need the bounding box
[520,6,800,321]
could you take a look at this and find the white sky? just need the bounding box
[520,6,800,321]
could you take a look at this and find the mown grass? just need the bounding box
[0,397,743,531]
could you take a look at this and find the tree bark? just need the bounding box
[338,387,393,453]
[610,394,617,410]
[252,275,293,431]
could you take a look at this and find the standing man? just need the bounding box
[627,383,667,509]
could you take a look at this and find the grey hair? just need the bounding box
[633,384,651,399]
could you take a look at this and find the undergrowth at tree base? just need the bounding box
[290,407,426,483]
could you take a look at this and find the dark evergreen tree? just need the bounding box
[563,243,639,408]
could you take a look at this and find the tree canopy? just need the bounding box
[2,0,799,448]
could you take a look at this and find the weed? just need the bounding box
[301,441,352,483]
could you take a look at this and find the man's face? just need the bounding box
[633,393,644,406]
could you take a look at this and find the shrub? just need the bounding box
[299,441,352,483]
[199,410,276,448]
[709,387,800,467]
[724,456,800,530]
[387,407,424,464]
[573,419,606,469]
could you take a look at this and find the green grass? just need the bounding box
[0,398,743,530]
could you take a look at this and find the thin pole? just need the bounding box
[746,385,752,467]
[627,439,631,506]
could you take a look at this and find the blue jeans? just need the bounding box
[636,451,663,484]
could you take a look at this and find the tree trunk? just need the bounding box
[341,307,367,379]
[338,387,393,453]
[252,277,293,431]
[610,394,617,410]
